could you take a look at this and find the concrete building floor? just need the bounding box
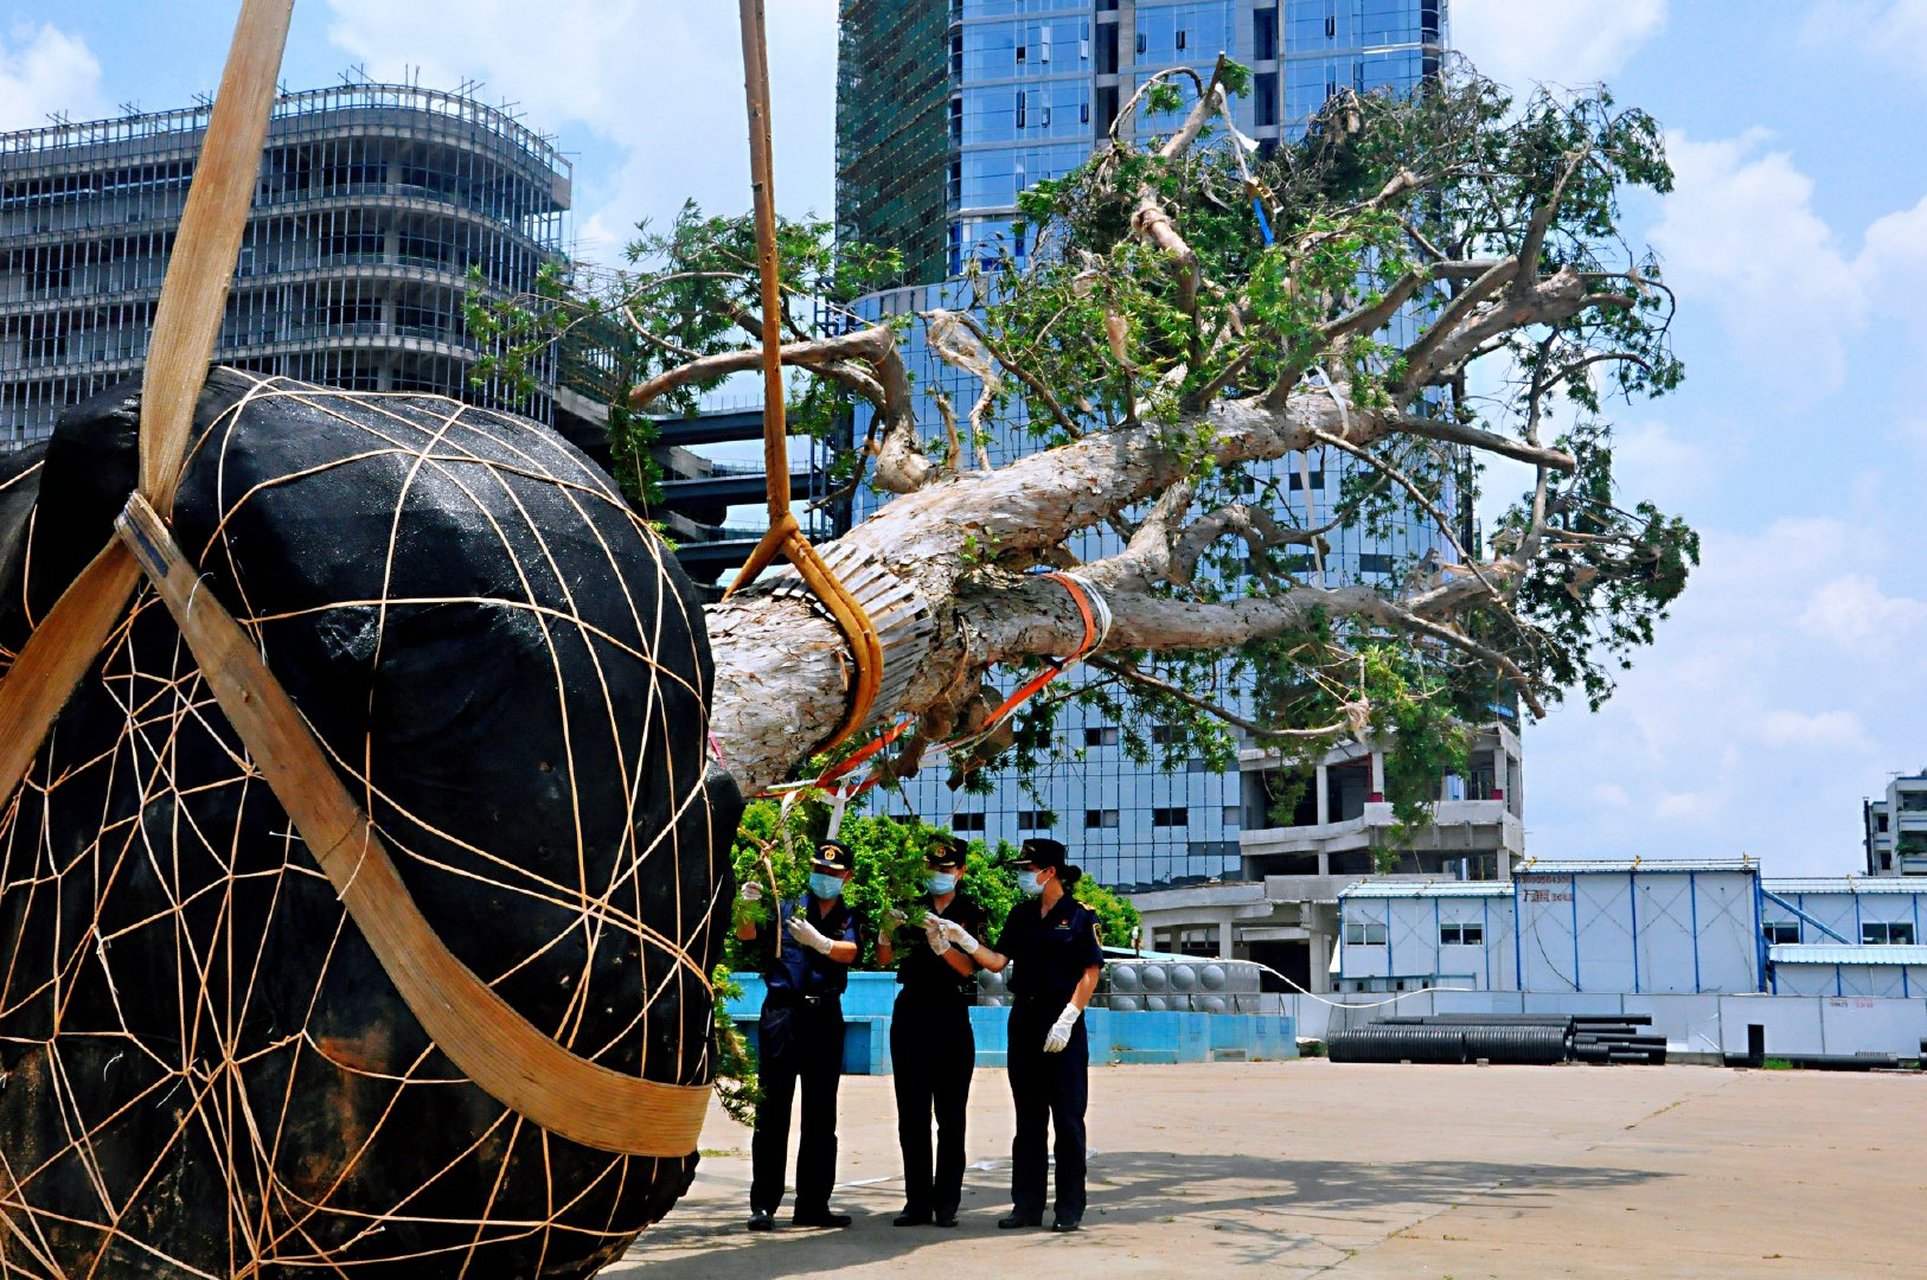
[609,1060,1926,1278]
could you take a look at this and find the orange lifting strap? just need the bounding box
[728,0,883,753]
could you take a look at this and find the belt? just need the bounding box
[765,992,838,1009]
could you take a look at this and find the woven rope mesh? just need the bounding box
[0,368,742,1276]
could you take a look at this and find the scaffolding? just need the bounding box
[0,82,573,447]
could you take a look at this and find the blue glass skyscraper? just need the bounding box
[836,1,1451,889]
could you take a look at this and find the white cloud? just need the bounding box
[1520,512,1918,872]
[0,22,104,131]
[1449,0,1666,88]
[1649,130,1866,396]
[1797,573,1927,657]
[1756,709,1869,752]
[1609,419,1720,514]
[323,1,836,264]
[1803,1,1927,77]
[1858,195,1927,346]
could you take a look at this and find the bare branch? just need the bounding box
[1088,656,1351,742]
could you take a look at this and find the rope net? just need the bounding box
[0,368,742,1277]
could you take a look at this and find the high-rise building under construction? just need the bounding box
[0,79,571,448]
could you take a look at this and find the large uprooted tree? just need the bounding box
[513,59,1696,803]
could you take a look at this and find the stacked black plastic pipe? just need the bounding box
[1328,1013,1667,1066]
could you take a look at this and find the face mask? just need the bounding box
[925,871,958,895]
[1017,870,1046,897]
[809,872,844,900]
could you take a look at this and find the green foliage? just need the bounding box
[709,964,760,1125]
[723,800,1140,972]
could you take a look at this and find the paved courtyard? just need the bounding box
[608,1058,1926,1278]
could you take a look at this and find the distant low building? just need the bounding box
[1131,723,1523,993]
[1862,770,1927,876]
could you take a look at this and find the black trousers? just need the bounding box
[890,989,976,1216]
[1006,1001,1089,1220]
[750,999,844,1215]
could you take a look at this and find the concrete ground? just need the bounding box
[608,1059,1927,1278]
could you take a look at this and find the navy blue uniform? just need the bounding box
[994,895,1104,1222]
[889,895,988,1220]
[749,895,861,1217]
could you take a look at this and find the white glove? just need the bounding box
[738,880,763,903]
[1042,1003,1080,1053]
[933,917,980,956]
[787,915,835,955]
[923,915,952,955]
[884,907,908,930]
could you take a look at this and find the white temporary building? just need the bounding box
[1337,859,1766,995]
[1768,944,1927,998]
[1759,878,1924,948]
[1335,881,1516,991]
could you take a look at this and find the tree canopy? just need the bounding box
[484,57,1699,816]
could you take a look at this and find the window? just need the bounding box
[1862,921,1917,945]
[1222,805,1241,827]
[1136,31,1147,55]
[1254,9,1278,61]
[1017,809,1056,831]
[1015,92,1026,128]
[1016,45,1026,64]
[952,813,986,832]
[1325,15,1337,39]
[1175,28,1187,51]
[1345,921,1388,945]
[1083,726,1119,747]
[1151,806,1188,827]
[1440,922,1484,946]
[1763,921,1801,945]
[1255,75,1278,127]
[1084,808,1119,830]
[1149,724,1183,745]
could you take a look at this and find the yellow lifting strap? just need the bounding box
[727,0,884,752]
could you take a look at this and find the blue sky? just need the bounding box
[2,1,1922,875]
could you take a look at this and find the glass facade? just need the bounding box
[837,0,955,287]
[837,2,1453,889]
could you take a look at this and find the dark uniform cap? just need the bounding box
[926,834,968,870]
[812,840,854,873]
[1014,837,1068,869]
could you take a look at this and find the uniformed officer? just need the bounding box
[875,833,987,1228]
[737,839,863,1231]
[939,837,1104,1232]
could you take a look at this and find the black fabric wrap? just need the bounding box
[0,369,743,1277]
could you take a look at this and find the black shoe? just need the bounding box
[1051,1215,1082,1233]
[997,1211,1043,1230]
[746,1209,774,1232]
[933,1208,959,1229]
[791,1210,853,1229]
[893,1209,932,1227]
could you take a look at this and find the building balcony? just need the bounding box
[1239,799,1520,857]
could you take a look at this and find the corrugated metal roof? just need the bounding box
[1340,880,1513,899]
[1764,878,1927,896]
[1516,858,1758,875]
[1769,944,1927,966]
